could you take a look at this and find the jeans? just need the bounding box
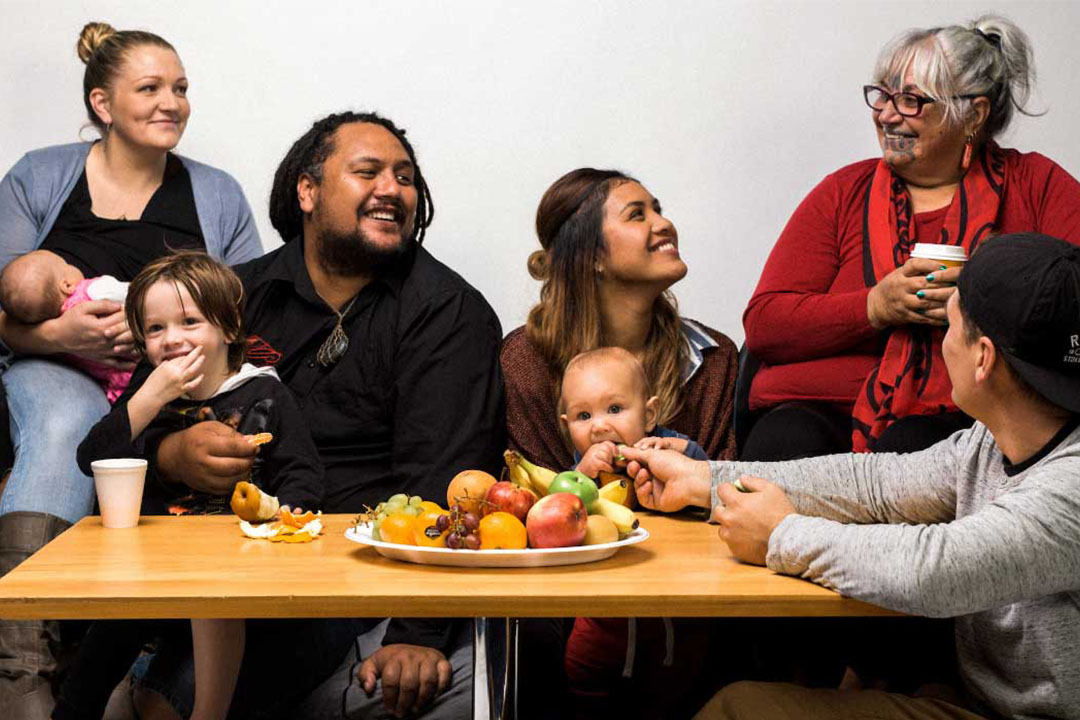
[0,358,108,523]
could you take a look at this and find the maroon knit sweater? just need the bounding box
[501,322,738,472]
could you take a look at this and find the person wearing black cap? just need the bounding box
[620,232,1080,718]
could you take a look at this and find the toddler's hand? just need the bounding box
[577,440,619,478]
[634,436,689,453]
[143,347,205,404]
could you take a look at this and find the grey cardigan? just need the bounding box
[0,142,263,271]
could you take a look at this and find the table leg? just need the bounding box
[473,617,519,720]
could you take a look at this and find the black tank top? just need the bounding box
[39,153,205,281]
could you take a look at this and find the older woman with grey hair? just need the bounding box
[740,15,1080,462]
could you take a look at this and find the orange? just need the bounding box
[380,512,418,545]
[413,509,450,547]
[418,501,445,514]
[478,512,527,550]
[446,470,497,515]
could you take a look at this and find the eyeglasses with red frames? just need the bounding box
[863,85,982,118]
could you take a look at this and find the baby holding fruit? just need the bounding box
[58,252,324,720]
[559,347,708,711]
[560,346,708,478]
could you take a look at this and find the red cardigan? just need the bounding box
[745,149,1080,411]
[501,323,738,473]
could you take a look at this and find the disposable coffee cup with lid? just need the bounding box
[911,243,967,268]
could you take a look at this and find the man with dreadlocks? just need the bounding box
[133,112,505,719]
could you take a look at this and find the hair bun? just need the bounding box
[77,22,116,64]
[527,249,549,281]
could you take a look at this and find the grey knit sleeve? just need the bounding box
[708,428,970,524]
[760,441,1080,617]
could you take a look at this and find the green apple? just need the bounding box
[549,471,600,512]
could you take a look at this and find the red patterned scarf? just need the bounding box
[851,142,1006,451]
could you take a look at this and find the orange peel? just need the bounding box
[280,509,316,528]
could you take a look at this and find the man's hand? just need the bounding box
[357,643,452,718]
[576,440,619,478]
[619,446,711,512]
[713,475,796,565]
[156,421,256,495]
[633,435,689,453]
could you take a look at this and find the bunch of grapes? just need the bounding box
[440,504,481,550]
[368,493,423,540]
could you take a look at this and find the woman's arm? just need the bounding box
[0,153,44,271]
[1031,155,1080,245]
[743,171,880,365]
[0,300,130,362]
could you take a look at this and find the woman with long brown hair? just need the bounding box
[503,167,737,472]
[501,167,738,718]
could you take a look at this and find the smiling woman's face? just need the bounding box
[873,71,969,183]
[598,181,687,290]
[94,44,190,152]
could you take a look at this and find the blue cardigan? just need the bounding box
[0,142,263,271]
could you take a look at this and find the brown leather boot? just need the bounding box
[0,511,71,720]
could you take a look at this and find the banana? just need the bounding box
[592,497,639,536]
[504,450,557,496]
[504,456,537,495]
[598,477,628,506]
[597,471,637,509]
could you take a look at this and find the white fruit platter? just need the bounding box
[345,524,649,568]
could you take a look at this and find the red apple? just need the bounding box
[525,493,588,549]
[485,481,537,522]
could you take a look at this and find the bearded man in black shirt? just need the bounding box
[143,112,506,719]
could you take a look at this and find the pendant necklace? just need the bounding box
[316,294,360,367]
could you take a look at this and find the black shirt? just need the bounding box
[77,372,324,515]
[39,153,205,280]
[123,238,504,650]
[232,238,506,652]
[232,238,507,514]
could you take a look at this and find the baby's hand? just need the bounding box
[634,436,689,454]
[577,441,619,478]
[142,347,205,405]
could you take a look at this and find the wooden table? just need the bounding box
[0,513,899,718]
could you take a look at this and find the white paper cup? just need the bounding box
[91,459,147,529]
[911,243,967,268]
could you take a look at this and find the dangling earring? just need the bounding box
[595,265,604,276]
[961,133,974,171]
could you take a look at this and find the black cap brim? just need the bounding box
[1000,350,1080,413]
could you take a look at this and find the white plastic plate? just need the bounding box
[344,524,649,568]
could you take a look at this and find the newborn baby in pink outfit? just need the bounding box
[0,250,131,402]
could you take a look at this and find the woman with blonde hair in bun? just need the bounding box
[0,22,260,717]
[501,168,739,717]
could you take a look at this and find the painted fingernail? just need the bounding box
[916,308,926,314]
[926,274,935,282]
[939,265,948,270]
[916,290,926,299]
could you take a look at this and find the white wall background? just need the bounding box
[3,0,1079,344]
